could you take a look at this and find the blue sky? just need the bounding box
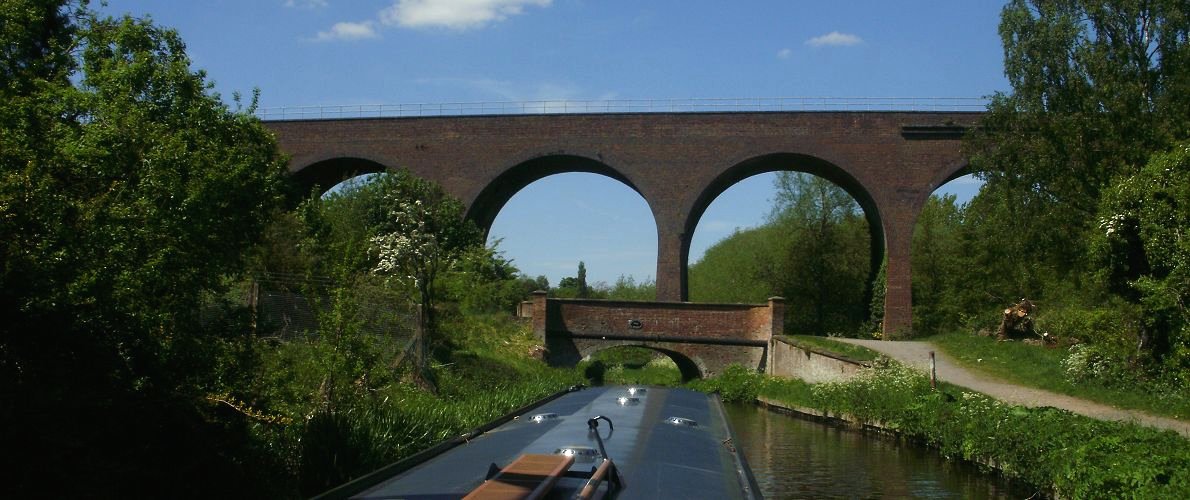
[100,0,1010,286]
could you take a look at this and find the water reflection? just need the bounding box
[724,404,1032,499]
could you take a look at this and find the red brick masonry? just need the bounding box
[267,111,978,337]
[530,292,784,378]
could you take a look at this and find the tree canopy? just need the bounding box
[369,170,483,388]
[689,172,871,335]
[2,1,289,494]
[973,0,1189,216]
[963,0,1190,369]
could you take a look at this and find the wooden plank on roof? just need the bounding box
[463,454,575,500]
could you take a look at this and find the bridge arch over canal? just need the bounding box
[266,109,978,336]
[525,292,781,377]
[581,345,706,383]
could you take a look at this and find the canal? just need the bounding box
[723,403,1033,498]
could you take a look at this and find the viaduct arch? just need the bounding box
[467,154,643,232]
[266,111,977,337]
[684,152,885,302]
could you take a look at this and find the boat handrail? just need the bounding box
[575,459,616,500]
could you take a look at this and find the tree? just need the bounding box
[2,2,288,392]
[1,2,290,495]
[441,243,527,314]
[966,0,1190,286]
[1094,142,1190,366]
[689,224,785,304]
[370,170,482,390]
[606,275,657,301]
[964,0,1190,355]
[911,195,966,334]
[519,274,549,295]
[576,261,589,298]
[686,173,872,334]
[767,172,871,335]
[554,262,594,298]
[973,0,1189,215]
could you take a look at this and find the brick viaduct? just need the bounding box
[265,111,979,337]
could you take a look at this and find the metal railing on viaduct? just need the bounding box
[256,96,988,120]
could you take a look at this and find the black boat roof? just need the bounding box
[328,386,758,499]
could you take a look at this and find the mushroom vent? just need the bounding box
[616,396,641,406]
[665,416,698,427]
[626,387,647,396]
[529,413,559,423]
[554,446,600,463]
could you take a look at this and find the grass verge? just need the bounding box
[783,335,882,362]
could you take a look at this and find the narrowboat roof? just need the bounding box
[321,385,759,499]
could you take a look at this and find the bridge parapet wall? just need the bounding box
[530,292,783,377]
[768,336,868,383]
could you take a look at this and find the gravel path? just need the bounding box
[834,338,1190,437]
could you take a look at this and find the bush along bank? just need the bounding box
[692,364,1190,498]
[237,314,584,497]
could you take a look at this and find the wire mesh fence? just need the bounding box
[249,272,417,342]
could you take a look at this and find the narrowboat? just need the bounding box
[314,385,761,499]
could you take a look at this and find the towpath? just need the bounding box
[833,338,1190,437]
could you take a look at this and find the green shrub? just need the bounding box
[577,347,684,386]
[755,376,815,403]
[242,312,582,495]
[1037,301,1141,353]
[688,364,762,403]
[810,363,933,427]
[1061,343,1119,384]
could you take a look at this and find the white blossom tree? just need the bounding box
[369,171,481,389]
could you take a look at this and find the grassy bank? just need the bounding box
[927,331,1190,420]
[783,334,882,362]
[242,314,582,496]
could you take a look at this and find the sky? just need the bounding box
[99,0,1011,286]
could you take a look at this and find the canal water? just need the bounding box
[723,404,1034,499]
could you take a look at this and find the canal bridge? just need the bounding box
[263,99,982,336]
[524,292,783,380]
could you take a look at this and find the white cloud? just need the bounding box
[380,0,553,30]
[805,31,863,47]
[285,0,328,8]
[777,48,792,59]
[314,21,379,41]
